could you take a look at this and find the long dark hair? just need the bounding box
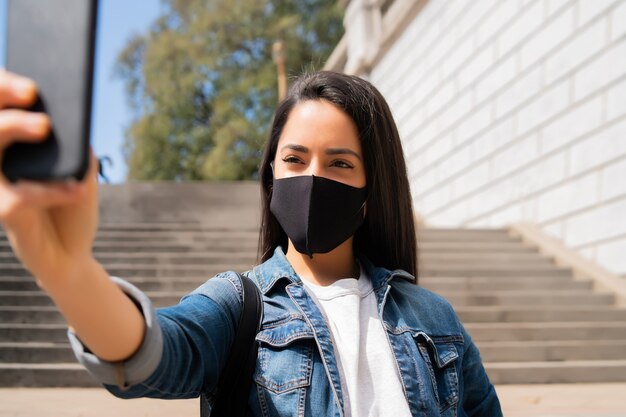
[257,71,418,282]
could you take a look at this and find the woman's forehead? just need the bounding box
[278,100,362,154]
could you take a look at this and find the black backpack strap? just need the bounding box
[200,272,263,417]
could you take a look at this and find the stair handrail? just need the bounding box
[509,222,626,307]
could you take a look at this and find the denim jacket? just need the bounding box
[69,246,502,417]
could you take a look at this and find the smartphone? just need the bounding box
[1,0,98,183]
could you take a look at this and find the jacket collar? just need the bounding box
[252,246,416,295]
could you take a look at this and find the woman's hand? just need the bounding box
[0,69,100,289]
[0,70,146,363]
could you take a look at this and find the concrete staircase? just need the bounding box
[0,182,625,386]
[417,228,626,384]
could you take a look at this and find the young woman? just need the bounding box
[0,70,502,416]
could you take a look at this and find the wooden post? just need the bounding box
[272,40,287,101]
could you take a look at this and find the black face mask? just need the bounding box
[270,174,367,257]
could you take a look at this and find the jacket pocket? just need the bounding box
[254,317,315,394]
[413,332,460,415]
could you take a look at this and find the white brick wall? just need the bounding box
[367,0,626,275]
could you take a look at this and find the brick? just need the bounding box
[472,116,515,163]
[544,15,606,85]
[545,0,573,18]
[574,38,626,101]
[536,172,599,222]
[495,66,543,119]
[425,80,455,120]
[439,145,473,181]
[601,156,626,201]
[492,134,539,178]
[520,6,575,72]
[606,77,626,122]
[569,117,626,176]
[505,161,551,198]
[611,0,626,41]
[499,171,538,202]
[497,1,544,59]
[517,80,570,136]
[439,0,470,32]
[541,96,603,154]
[411,169,436,198]
[468,187,504,219]
[441,90,473,132]
[490,205,523,226]
[445,0,496,49]
[475,53,517,104]
[456,104,492,145]
[564,198,626,247]
[596,239,626,274]
[476,1,521,47]
[421,134,454,169]
[534,152,568,189]
[578,0,622,28]
[427,200,469,226]
[441,35,475,81]
[451,161,490,199]
[422,183,454,215]
[411,121,439,159]
[457,43,495,92]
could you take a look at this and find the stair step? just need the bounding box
[3,289,609,308]
[94,253,257,265]
[485,360,626,384]
[0,342,74,363]
[457,306,626,322]
[99,222,257,232]
[415,230,513,242]
[421,277,592,291]
[3,276,591,293]
[0,307,64,324]
[0,324,69,342]
[0,264,256,278]
[0,242,258,254]
[421,265,572,277]
[477,340,626,362]
[0,291,185,307]
[442,291,614,306]
[421,259,556,268]
[0,363,98,387]
[3,305,623,326]
[0,278,206,293]
[420,252,552,261]
[466,322,626,341]
[419,242,535,252]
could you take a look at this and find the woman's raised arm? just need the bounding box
[0,69,145,362]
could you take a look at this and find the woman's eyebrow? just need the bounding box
[325,148,362,161]
[280,143,362,161]
[280,144,308,153]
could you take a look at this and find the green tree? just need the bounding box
[115,0,344,181]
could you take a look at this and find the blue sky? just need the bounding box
[0,0,163,183]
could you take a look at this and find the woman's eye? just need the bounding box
[282,156,303,164]
[331,160,353,169]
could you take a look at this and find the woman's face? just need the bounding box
[273,100,366,188]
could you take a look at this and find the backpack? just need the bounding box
[200,272,264,417]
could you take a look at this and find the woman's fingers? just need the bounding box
[0,109,50,145]
[0,69,38,109]
[0,178,86,220]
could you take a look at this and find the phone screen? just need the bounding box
[1,0,98,183]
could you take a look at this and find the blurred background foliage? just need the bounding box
[115,0,343,181]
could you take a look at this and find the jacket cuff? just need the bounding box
[67,276,163,389]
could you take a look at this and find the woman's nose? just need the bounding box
[304,161,323,177]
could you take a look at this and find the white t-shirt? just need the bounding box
[301,265,412,417]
